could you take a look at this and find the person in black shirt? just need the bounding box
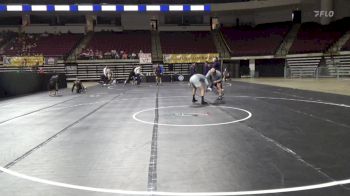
[124,67,136,85]
[48,74,59,96]
[71,79,86,94]
[154,64,162,85]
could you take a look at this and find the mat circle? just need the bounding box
[132,105,252,127]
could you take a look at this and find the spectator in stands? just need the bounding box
[131,52,137,59]
[89,49,94,59]
[111,50,117,59]
[98,50,103,59]
[104,51,111,59]
[80,49,89,59]
[122,52,128,59]
[94,50,99,59]
[137,50,143,59]
[38,67,44,74]
[115,52,120,59]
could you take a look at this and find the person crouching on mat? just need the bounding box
[124,67,136,85]
[71,78,86,94]
[100,66,108,84]
[101,66,112,85]
[206,68,224,100]
[48,74,59,96]
[189,74,209,105]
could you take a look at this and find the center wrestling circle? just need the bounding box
[132,105,252,127]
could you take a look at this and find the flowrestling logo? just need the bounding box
[314,10,335,18]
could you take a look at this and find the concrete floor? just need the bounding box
[234,78,350,96]
[0,81,350,196]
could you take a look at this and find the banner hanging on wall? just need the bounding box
[45,57,58,65]
[139,53,152,64]
[3,56,45,67]
[163,53,219,64]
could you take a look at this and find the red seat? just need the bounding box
[221,22,290,56]
[160,31,217,54]
[86,31,151,54]
[289,22,344,54]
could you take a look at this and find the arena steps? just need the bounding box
[0,36,16,53]
[151,31,163,62]
[67,32,94,61]
[327,30,350,54]
[212,30,230,58]
[276,23,301,57]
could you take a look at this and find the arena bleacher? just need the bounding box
[3,33,83,58]
[221,22,291,56]
[289,21,346,54]
[342,39,350,51]
[81,31,151,59]
[160,31,217,54]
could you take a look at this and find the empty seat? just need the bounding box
[221,22,290,56]
[160,31,217,54]
[289,22,345,54]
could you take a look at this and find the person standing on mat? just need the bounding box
[223,68,230,82]
[105,66,113,84]
[101,66,109,85]
[189,74,210,105]
[206,68,224,100]
[190,63,197,76]
[213,57,221,70]
[160,64,164,82]
[154,64,162,85]
[48,74,59,96]
[134,66,142,85]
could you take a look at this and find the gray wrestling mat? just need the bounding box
[0,82,350,196]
